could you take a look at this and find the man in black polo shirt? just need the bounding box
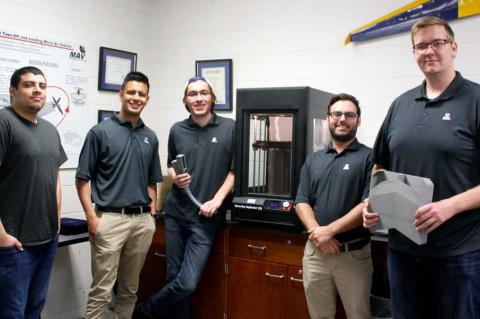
[76,71,162,319]
[135,77,234,319]
[0,66,67,318]
[363,16,480,319]
[296,93,372,319]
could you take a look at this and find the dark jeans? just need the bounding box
[146,215,217,319]
[388,247,480,319]
[0,236,58,319]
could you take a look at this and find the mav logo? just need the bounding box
[70,46,86,60]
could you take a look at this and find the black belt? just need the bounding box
[339,237,370,252]
[97,205,151,215]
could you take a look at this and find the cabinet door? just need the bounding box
[227,256,288,319]
[191,253,226,319]
[286,266,310,319]
[137,241,166,303]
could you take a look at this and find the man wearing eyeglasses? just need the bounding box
[134,77,235,319]
[363,16,480,319]
[296,93,373,319]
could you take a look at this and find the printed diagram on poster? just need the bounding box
[0,28,92,168]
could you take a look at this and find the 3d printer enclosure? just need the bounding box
[232,87,333,229]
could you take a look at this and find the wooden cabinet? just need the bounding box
[137,221,166,303]
[226,226,310,319]
[228,226,305,266]
[287,266,311,318]
[138,221,349,318]
[227,257,287,319]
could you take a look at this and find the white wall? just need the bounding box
[2,0,480,318]
[144,0,480,156]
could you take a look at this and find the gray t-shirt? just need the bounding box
[0,107,67,246]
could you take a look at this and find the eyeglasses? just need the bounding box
[413,39,451,53]
[186,91,211,98]
[328,111,358,120]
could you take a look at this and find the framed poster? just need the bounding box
[195,59,233,111]
[98,47,137,91]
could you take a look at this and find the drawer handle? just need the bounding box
[265,272,285,279]
[154,252,166,257]
[248,244,266,251]
[290,276,303,283]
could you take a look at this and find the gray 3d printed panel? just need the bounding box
[369,170,433,245]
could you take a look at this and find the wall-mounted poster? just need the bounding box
[195,59,233,111]
[98,47,137,91]
[0,28,92,168]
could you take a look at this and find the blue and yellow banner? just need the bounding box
[345,0,480,45]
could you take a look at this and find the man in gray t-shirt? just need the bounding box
[0,66,67,318]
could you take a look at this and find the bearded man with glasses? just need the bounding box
[296,93,373,319]
[363,16,480,319]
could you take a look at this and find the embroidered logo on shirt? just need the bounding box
[442,113,451,121]
[343,164,350,170]
[211,137,218,143]
[144,137,149,144]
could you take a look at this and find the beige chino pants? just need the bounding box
[85,212,155,319]
[302,240,373,319]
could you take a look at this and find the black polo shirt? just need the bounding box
[373,72,480,257]
[76,114,162,207]
[165,113,235,222]
[295,139,372,242]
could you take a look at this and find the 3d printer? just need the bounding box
[232,87,333,228]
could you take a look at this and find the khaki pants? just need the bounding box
[302,240,373,319]
[86,212,156,319]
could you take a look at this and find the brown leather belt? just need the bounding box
[339,237,370,252]
[97,205,151,214]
